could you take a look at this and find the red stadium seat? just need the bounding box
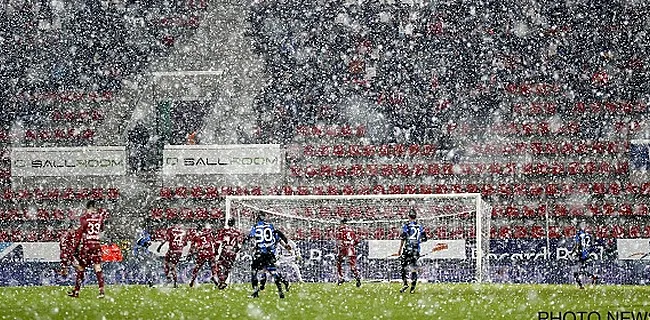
[327,185,340,195]
[619,203,633,216]
[357,185,371,195]
[567,162,581,175]
[513,183,527,196]
[174,186,189,198]
[371,185,385,195]
[592,183,606,195]
[75,188,90,200]
[107,188,120,200]
[180,208,193,220]
[629,225,641,238]
[491,206,503,218]
[419,185,433,194]
[380,164,394,177]
[498,226,512,239]
[505,206,519,218]
[545,184,558,196]
[531,225,545,238]
[451,184,465,194]
[388,185,402,194]
[434,184,449,194]
[396,164,410,176]
[612,225,625,238]
[190,186,203,199]
[250,186,262,196]
[563,226,576,238]
[522,205,536,217]
[159,187,173,200]
[195,207,209,219]
[210,207,224,219]
[513,226,528,239]
[165,208,178,220]
[2,189,12,201]
[404,184,417,194]
[624,183,639,195]
[596,225,610,238]
[151,208,163,219]
[635,204,649,216]
[528,184,543,196]
[297,185,310,195]
[62,188,75,200]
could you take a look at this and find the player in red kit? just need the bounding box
[336,218,361,287]
[157,223,187,288]
[214,218,245,289]
[68,200,107,298]
[58,222,77,277]
[188,224,219,288]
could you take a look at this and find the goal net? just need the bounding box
[225,193,491,284]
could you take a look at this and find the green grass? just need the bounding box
[1,282,650,320]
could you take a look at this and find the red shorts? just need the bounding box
[338,247,356,257]
[165,251,182,265]
[77,246,101,267]
[196,253,216,265]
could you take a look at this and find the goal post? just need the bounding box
[225,193,491,283]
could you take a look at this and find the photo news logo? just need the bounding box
[539,311,650,320]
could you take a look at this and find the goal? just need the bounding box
[225,193,491,283]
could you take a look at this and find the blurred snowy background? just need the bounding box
[1,0,650,283]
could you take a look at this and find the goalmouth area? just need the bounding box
[1,282,648,320]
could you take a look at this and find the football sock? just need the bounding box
[96,271,105,293]
[74,269,85,292]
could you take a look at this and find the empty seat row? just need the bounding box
[0,229,62,242]
[492,203,649,218]
[493,224,647,239]
[303,143,436,157]
[296,124,367,138]
[505,82,561,96]
[159,186,261,200]
[1,187,120,202]
[471,140,627,155]
[51,109,105,122]
[0,207,108,221]
[160,182,648,199]
[150,207,224,220]
[511,100,647,115]
[25,128,96,141]
[490,120,581,136]
[290,161,628,178]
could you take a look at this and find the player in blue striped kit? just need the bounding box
[248,212,291,298]
[571,221,598,289]
[132,229,156,287]
[397,210,427,293]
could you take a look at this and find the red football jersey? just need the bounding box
[75,210,106,250]
[337,225,357,256]
[216,227,244,254]
[192,228,216,257]
[59,229,76,259]
[166,225,187,254]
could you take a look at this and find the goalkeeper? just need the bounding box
[262,238,303,288]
